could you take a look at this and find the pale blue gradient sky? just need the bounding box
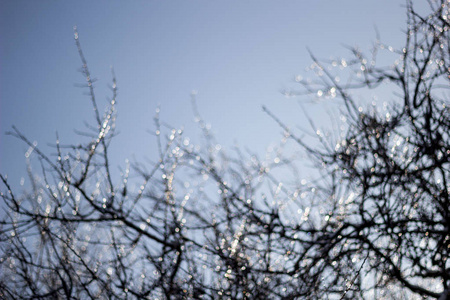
[0,1,426,188]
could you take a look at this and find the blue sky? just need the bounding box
[0,1,425,188]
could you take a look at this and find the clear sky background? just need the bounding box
[0,1,428,189]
